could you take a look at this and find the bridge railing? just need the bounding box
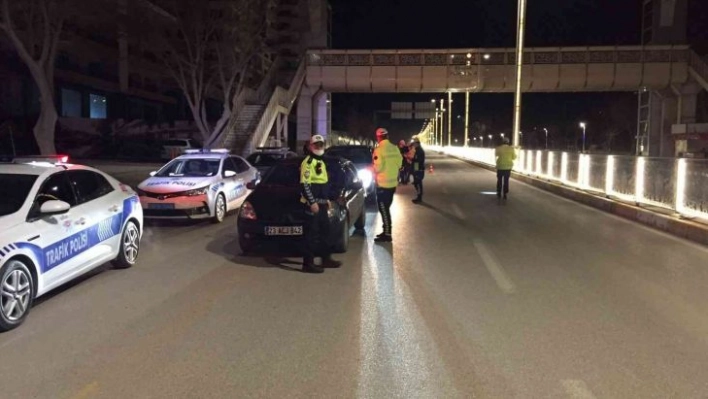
[435,146,708,221]
[307,45,690,67]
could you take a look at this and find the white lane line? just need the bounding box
[451,203,465,220]
[561,379,597,399]
[473,241,516,294]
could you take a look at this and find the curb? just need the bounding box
[450,155,708,247]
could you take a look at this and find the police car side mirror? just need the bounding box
[246,181,256,190]
[40,200,70,216]
[224,170,237,178]
[149,171,157,177]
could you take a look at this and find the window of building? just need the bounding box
[90,93,107,119]
[61,88,82,117]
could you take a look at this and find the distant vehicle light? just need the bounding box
[357,169,373,188]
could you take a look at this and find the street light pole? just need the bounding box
[447,91,453,147]
[512,0,528,148]
[544,128,548,149]
[580,122,587,153]
[440,98,445,146]
[464,91,470,147]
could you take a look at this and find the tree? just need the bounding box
[136,0,269,146]
[0,0,67,154]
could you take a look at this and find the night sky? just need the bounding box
[327,0,708,151]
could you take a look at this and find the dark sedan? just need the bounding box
[324,145,375,199]
[237,156,366,255]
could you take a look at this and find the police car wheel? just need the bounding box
[113,220,140,269]
[212,194,226,224]
[0,260,35,332]
[333,217,349,253]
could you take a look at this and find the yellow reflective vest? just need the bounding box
[300,155,329,204]
[373,139,403,188]
[495,144,517,170]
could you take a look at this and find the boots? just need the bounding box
[302,257,324,273]
[321,256,342,268]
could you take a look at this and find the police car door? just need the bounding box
[221,157,242,209]
[66,170,121,267]
[25,172,82,289]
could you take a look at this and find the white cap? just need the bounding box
[310,134,325,144]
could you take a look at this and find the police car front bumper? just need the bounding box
[140,195,211,219]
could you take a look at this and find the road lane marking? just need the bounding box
[473,241,516,294]
[451,203,465,220]
[561,379,597,399]
[70,381,99,399]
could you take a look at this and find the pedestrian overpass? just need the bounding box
[293,45,708,158]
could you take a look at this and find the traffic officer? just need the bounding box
[373,128,403,242]
[409,135,426,203]
[495,137,517,203]
[300,134,342,273]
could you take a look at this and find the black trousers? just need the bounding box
[303,202,331,263]
[376,187,396,235]
[496,170,511,197]
[412,171,425,199]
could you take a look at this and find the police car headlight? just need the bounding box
[184,186,208,196]
[357,169,373,188]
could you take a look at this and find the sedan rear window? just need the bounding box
[0,174,37,216]
[262,163,300,186]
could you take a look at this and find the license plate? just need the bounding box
[265,226,303,236]
[149,203,175,209]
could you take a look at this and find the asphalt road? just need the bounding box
[3,154,708,398]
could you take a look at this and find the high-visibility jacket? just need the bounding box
[495,144,517,170]
[373,139,403,188]
[300,155,329,205]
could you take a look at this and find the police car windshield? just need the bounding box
[0,174,37,216]
[325,148,372,164]
[262,163,300,187]
[155,159,221,177]
[246,153,283,167]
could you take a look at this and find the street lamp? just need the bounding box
[488,134,493,147]
[579,122,587,153]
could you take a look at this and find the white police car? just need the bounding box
[0,155,143,331]
[136,149,259,223]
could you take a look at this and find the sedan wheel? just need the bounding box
[113,220,140,269]
[0,260,34,332]
[213,194,226,224]
[333,217,350,253]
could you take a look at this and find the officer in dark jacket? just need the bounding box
[300,134,342,273]
[410,136,426,203]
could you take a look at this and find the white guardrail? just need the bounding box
[431,145,708,222]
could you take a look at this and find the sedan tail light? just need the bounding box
[239,201,257,220]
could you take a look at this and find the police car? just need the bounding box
[136,149,259,223]
[0,155,143,331]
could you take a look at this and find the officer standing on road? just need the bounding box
[495,137,517,204]
[373,128,403,242]
[300,134,342,273]
[409,135,426,204]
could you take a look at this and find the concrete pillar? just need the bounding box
[296,85,315,151]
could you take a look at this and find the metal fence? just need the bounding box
[435,146,708,222]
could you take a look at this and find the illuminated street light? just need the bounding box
[543,127,549,149]
[483,54,490,60]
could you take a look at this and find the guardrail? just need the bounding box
[307,45,690,67]
[433,146,708,222]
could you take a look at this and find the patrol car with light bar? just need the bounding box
[136,149,259,222]
[0,155,143,331]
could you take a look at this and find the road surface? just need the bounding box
[2,154,708,398]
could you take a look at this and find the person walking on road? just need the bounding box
[398,140,411,185]
[373,128,402,242]
[409,135,426,204]
[495,137,516,203]
[299,134,342,273]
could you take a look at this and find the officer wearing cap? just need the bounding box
[372,127,403,242]
[300,134,342,273]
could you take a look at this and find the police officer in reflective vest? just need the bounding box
[300,134,342,273]
[409,135,426,203]
[373,128,403,242]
